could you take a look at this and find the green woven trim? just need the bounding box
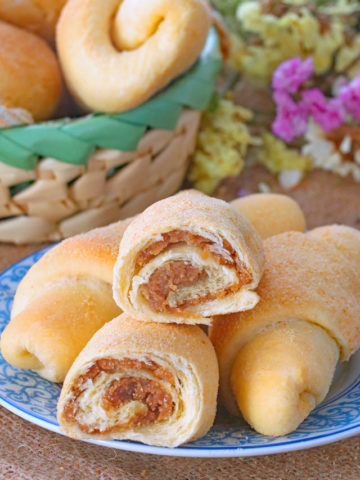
[116,99,183,130]
[2,123,94,165]
[63,116,146,151]
[0,28,221,170]
[0,136,37,171]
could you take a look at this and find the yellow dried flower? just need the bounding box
[188,99,253,194]
[336,35,360,79]
[230,2,349,84]
[259,133,312,173]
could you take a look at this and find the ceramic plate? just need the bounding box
[1,247,360,457]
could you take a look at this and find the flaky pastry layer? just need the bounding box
[58,314,219,447]
[114,191,265,324]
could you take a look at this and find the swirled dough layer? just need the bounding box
[57,314,219,447]
[56,0,211,112]
[113,190,265,324]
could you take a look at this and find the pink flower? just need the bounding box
[272,57,314,94]
[339,76,360,121]
[302,89,346,132]
[272,92,308,142]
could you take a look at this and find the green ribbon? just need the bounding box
[0,28,221,170]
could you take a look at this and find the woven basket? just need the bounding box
[0,29,221,244]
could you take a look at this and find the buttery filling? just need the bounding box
[63,358,174,434]
[135,230,252,312]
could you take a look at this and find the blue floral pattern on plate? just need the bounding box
[0,247,360,457]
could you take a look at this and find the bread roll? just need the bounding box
[1,191,299,383]
[57,314,218,447]
[1,280,120,383]
[231,193,306,240]
[113,190,265,325]
[0,21,62,121]
[1,219,132,382]
[56,0,211,112]
[0,0,67,43]
[209,227,360,436]
[309,224,360,269]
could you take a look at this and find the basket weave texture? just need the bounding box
[0,29,221,244]
[0,111,200,243]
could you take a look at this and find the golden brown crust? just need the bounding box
[209,229,360,415]
[230,319,339,435]
[1,218,132,382]
[11,218,132,318]
[230,193,306,240]
[0,20,62,120]
[56,0,211,112]
[0,279,120,382]
[58,314,219,447]
[0,0,67,42]
[309,224,360,270]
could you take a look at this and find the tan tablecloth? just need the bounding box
[1,243,360,480]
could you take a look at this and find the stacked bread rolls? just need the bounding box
[1,191,264,445]
[55,191,266,445]
[4,189,359,446]
[1,192,305,383]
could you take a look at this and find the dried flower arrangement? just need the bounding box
[188,0,360,193]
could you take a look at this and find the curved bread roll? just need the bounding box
[231,193,306,240]
[0,0,67,43]
[209,227,360,436]
[0,20,62,121]
[57,314,218,447]
[113,190,265,325]
[0,219,132,382]
[57,0,211,112]
[0,191,302,383]
[309,224,360,269]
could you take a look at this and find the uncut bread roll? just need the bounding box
[0,21,62,121]
[56,0,211,112]
[230,193,306,240]
[309,224,360,268]
[0,0,67,43]
[209,226,360,436]
[113,190,265,325]
[57,314,218,447]
[0,219,132,383]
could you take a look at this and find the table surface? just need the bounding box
[1,243,360,480]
